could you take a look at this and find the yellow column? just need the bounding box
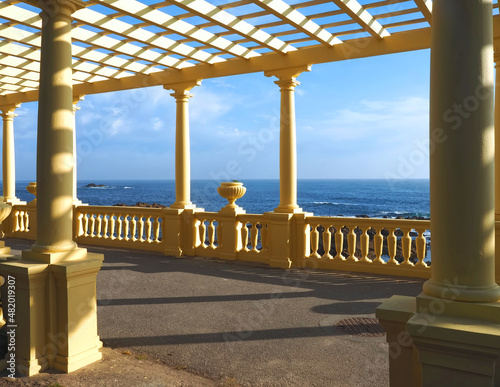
[72,95,85,206]
[164,81,200,209]
[0,0,104,376]
[495,48,500,285]
[423,0,500,303]
[265,66,310,213]
[1,103,24,204]
[29,0,83,253]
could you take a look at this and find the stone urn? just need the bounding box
[0,197,11,224]
[26,182,37,203]
[217,182,246,209]
[0,196,12,239]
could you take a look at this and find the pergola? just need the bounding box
[0,0,500,385]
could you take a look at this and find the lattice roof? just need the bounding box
[0,0,499,104]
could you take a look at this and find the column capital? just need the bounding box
[164,80,201,94]
[0,103,21,120]
[26,0,86,17]
[264,65,312,82]
[72,95,85,113]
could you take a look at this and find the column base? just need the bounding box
[274,205,303,214]
[406,294,500,386]
[0,250,104,376]
[22,247,87,264]
[423,278,500,303]
[170,203,197,210]
[3,197,26,205]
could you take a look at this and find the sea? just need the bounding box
[10,179,430,218]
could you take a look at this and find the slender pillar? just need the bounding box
[72,95,84,206]
[265,66,310,213]
[1,103,24,204]
[31,0,84,253]
[164,81,200,209]
[422,0,500,303]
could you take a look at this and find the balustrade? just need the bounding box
[75,206,164,251]
[305,217,430,277]
[4,199,432,278]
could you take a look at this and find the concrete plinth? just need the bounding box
[0,250,103,375]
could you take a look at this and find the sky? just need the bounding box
[11,48,431,181]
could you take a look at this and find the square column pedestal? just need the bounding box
[377,294,500,386]
[0,249,103,375]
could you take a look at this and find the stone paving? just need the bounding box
[5,238,424,386]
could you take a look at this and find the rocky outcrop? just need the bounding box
[84,183,107,188]
[114,202,167,208]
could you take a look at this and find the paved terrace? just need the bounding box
[5,238,424,386]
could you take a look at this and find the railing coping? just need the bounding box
[305,215,430,229]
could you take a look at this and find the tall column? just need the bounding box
[423,0,500,303]
[0,0,105,376]
[1,103,24,204]
[161,81,202,257]
[30,0,83,253]
[265,66,310,213]
[72,95,84,206]
[494,47,500,285]
[378,4,500,385]
[164,81,200,209]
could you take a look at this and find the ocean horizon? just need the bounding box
[9,179,430,219]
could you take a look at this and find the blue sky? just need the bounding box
[12,48,431,181]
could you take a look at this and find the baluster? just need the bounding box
[96,215,103,238]
[401,228,412,265]
[373,229,384,263]
[359,227,370,262]
[117,215,123,240]
[137,215,144,242]
[199,219,207,247]
[90,214,96,237]
[13,210,19,232]
[146,216,153,243]
[241,223,249,252]
[154,217,161,243]
[415,228,428,267]
[208,220,216,248]
[83,214,89,237]
[110,213,116,240]
[310,225,320,258]
[387,227,398,264]
[19,211,25,232]
[131,215,137,241]
[322,225,333,259]
[251,223,259,252]
[77,213,84,237]
[103,214,109,238]
[24,211,29,232]
[261,224,267,251]
[334,226,345,260]
[347,226,357,261]
[124,214,130,241]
